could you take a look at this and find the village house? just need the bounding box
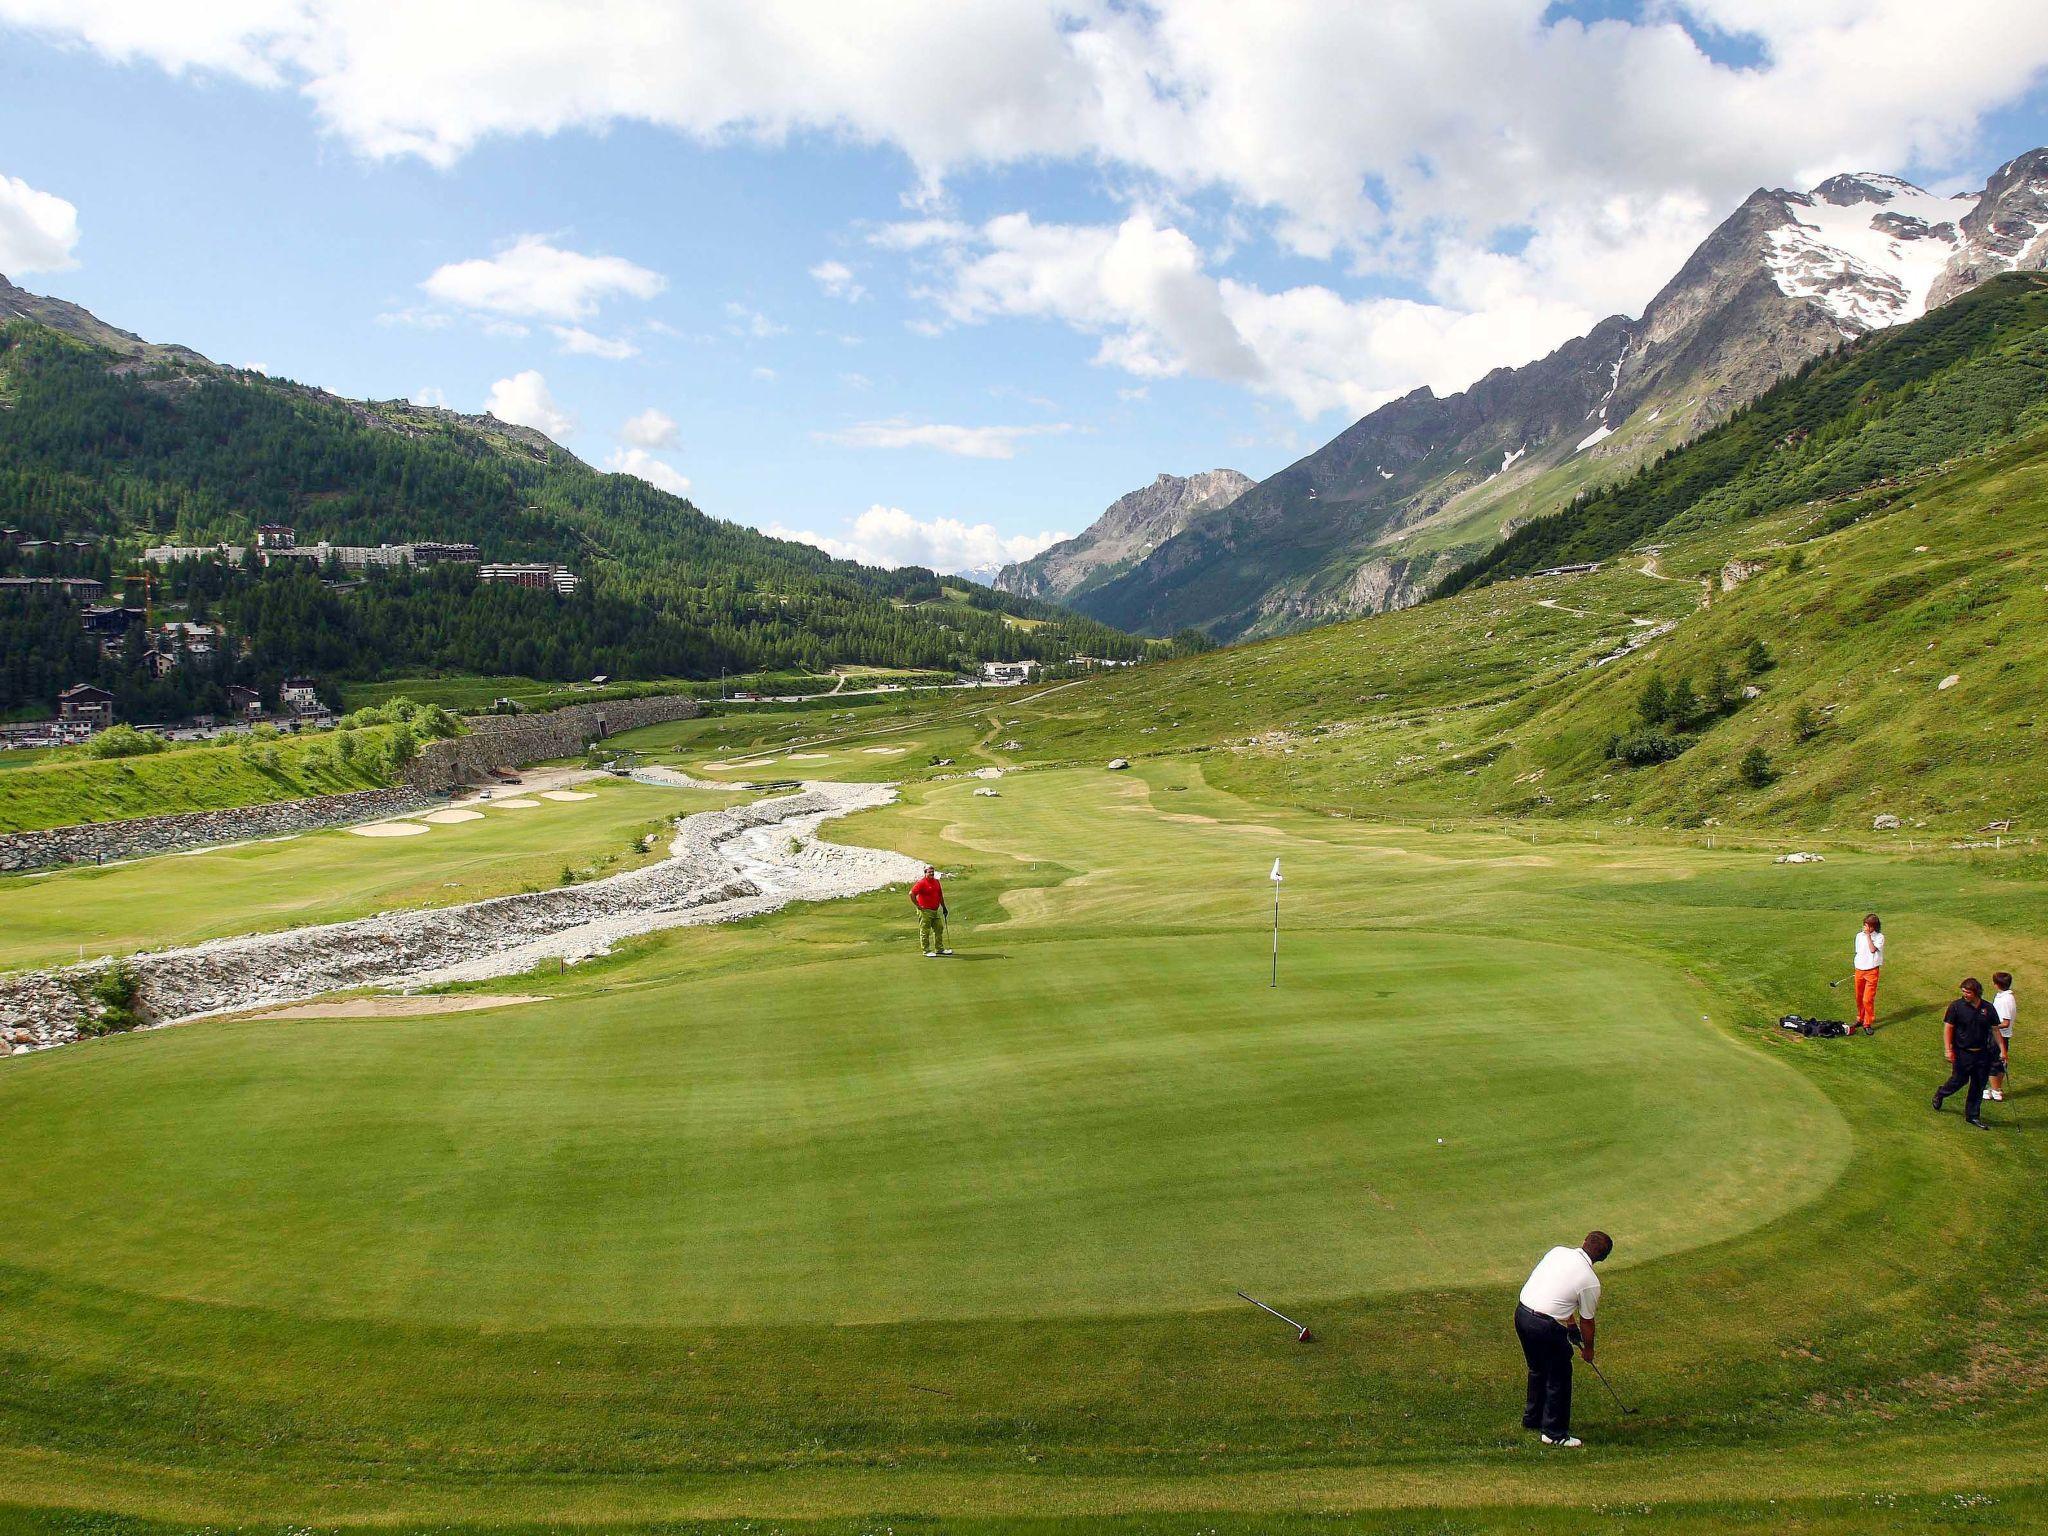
[280,677,323,715]
[225,685,264,722]
[56,683,114,730]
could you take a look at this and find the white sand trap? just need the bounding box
[350,821,431,838]
[862,746,908,755]
[487,797,543,809]
[246,993,549,1021]
[788,752,830,760]
[731,757,778,768]
[422,808,486,824]
[541,790,595,801]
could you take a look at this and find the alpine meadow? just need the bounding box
[5,9,2048,1536]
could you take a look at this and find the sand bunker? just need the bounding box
[487,797,543,809]
[540,790,595,802]
[862,746,908,755]
[350,821,431,838]
[245,993,550,1020]
[788,753,830,760]
[422,808,486,824]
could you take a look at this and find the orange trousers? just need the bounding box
[1854,968,1880,1027]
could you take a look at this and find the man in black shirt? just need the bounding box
[1933,977,2008,1128]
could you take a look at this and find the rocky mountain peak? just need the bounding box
[993,468,1252,603]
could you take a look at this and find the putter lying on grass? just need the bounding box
[1236,1289,1313,1342]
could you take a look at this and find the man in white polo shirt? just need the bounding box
[1514,1230,1613,1446]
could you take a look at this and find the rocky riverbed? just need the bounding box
[1,780,923,1052]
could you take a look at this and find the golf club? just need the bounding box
[1236,1290,1314,1342]
[1827,973,1853,989]
[1584,1355,1638,1415]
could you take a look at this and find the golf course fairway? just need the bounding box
[2,763,2044,1533]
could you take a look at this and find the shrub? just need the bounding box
[1792,704,1822,743]
[1745,638,1776,674]
[86,962,147,1034]
[1609,729,1688,765]
[78,725,165,760]
[1739,746,1775,787]
[1667,675,1702,729]
[1637,674,1672,726]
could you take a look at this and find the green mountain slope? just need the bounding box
[1440,272,2048,594]
[0,281,1144,719]
[719,282,2048,834]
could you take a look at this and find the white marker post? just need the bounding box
[1269,856,1284,988]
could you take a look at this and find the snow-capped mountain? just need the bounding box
[1761,173,1977,331]
[1065,146,2048,642]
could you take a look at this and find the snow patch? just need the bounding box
[1763,175,1978,330]
[1575,424,1614,453]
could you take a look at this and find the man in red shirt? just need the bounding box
[911,865,952,956]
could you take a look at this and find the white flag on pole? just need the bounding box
[1270,857,1284,883]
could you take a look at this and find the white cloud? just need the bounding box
[769,505,1068,577]
[551,324,638,359]
[910,209,1605,418]
[869,219,974,251]
[0,171,80,273]
[484,369,574,440]
[840,371,873,390]
[423,234,663,321]
[809,258,865,301]
[410,384,448,407]
[619,406,678,449]
[604,446,690,496]
[751,366,778,383]
[724,301,787,338]
[815,418,1073,460]
[15,3,2048,418]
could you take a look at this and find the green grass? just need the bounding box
[4,762,2045,1529]
[0,778,731,972]
[0,725,412,833]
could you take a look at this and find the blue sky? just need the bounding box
[2,3,2046,577]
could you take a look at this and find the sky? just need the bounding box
[2,3,2047,580]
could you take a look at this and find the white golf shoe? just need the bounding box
[1540,1434,1583,1448]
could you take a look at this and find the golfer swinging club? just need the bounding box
[1514,1229,1613,1447]
[911,864,952,957]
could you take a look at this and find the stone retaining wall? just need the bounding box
[0,695,701,872]
[0,785,444,872]
[407,695,702,789]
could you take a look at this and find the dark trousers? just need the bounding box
[1935,1048,1994,1121]
[1515,1303,1573,1436]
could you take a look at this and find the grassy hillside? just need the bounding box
[621,411,2048,837]
[0,305,1146,720]
[0,724,405,832]
[1442,271,2048,593]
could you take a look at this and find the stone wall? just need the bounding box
[406,695,701,788]
[0,694,700,872]
[0,785,443,872]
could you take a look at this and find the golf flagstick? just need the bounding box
[1269,858,1283,988]
[1236,1289,1313,1342]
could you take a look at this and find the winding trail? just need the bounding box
[1,778,923,1051]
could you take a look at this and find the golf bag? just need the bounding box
[1779,1014,1849,1038]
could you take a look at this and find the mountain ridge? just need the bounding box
[1063,145,2048,642]
[993,468,1253,603]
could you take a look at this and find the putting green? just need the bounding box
[0,770,1839,1331]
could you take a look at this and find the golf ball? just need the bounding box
[1436,1137,1445,1144]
